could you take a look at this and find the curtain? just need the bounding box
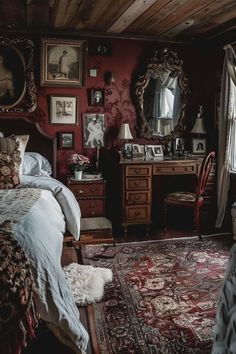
[215,44,236,227]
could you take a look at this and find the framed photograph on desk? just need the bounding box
[192,138,206,154]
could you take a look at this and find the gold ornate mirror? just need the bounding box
[134,48,189,142]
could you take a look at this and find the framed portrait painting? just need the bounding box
[82,113,106,149]
[50,96,78,125]
[59,132,74,149]
[0,36,36,112]
[41,38,87,87]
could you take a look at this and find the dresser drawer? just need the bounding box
[79,199,105,217]
[126,191,151,204]
[70,183,105,198]
[153,163,197,175]
[125,165,152,177]
[125,205,151,222]
[126,177,151,190]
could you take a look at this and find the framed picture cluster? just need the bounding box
[88,88,105,106]
[192,138,206,154]
[41,38,87,87]
[146,145,164,159]
[82,113,106,149]
[50,96,78,125]
[59,132,74,149]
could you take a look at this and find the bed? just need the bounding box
[0,118,88,354]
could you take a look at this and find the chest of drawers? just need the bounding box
[121,164,152,237]
[67,178,106,218]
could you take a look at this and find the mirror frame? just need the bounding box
[134,48,189,142]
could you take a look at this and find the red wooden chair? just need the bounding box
[163,151,215,240]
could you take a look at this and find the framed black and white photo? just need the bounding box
[153,145,164,158]
[50,96,78,125]
[192,138,206,154]
[82,113,106,149]
[59,132,74,149]
[89,88,105,106]
[146,145,155,159]
[41,38,87,87]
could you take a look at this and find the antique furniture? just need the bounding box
[134,48,189,143]
[67,177,113,244]
[67,178,106,218]
[119,156,216,237]
[163,151,215,240]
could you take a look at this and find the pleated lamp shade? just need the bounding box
[117,123,133,140]
[191,118,206,134]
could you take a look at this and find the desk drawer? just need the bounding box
[126,177,151,190]
[126,165,152,177]
[153,164,197,175]
[125,205,151,222]
[126,191,151,204]
[70,183,105,198]
[79,199,105,217]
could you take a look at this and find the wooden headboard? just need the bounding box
[0,118,57,178]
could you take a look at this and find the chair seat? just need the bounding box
[166,191,201,203]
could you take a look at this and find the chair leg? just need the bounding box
[163,200,168,234]
[194,206,202,241]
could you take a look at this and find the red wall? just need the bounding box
[0,34,223,180]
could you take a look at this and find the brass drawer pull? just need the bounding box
[91,211,95,215]
[134,211,140,216]
[135,169,141,174]
[90,203,95,207]
[135,195,141,200]
[90,188,97,193]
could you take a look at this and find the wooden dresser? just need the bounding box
[67,177,106,218]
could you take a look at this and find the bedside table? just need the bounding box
[67,177,106,218]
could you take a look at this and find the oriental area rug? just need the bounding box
[81,239,231,354]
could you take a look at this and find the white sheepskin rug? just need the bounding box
[63,263,113,306]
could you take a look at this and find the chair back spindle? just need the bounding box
[195,151,215,203]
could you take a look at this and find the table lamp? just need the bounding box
[117,122,134,159]
[191,105,206,135]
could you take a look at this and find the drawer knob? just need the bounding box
[91,211,95,215]
[135,169,141,174]
[134,211,140,216]
[90,203,95,207]
[90,188,96,193]
[135,195,141,200]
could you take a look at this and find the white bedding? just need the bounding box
[21,175,81,240]
[10,177,88,353]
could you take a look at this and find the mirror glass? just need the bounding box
[134,48,189,142]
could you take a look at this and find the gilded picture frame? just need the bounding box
[0,36,37,112]
[41,38,87,87]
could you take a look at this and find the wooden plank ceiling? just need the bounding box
[0,0,236,43]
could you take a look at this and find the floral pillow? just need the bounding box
[0,137,21,189]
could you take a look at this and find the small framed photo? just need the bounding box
[192,138,206,154]
[41,38,87,87]
[59,132,74,149]
[50,96,78,125]
[132,144,142,154]
[153,145,164,157]
[89,42,112,56]
[89,88,105,106]
[146,145,155,159]
[82,113,106,149]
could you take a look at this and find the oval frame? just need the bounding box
[0,37,37,113]
[134,48,189,143]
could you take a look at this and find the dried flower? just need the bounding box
[67,154,90,172]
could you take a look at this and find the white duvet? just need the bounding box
[13,176,89,354]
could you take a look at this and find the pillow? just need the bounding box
[11,135,29,175]
[22,152,52,176]
[0,137,21,189]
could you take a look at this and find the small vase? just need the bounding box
[74,170,83,180]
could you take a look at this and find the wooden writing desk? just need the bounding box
[119,157,212,237]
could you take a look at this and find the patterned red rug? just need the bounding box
[81,239,230,354]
